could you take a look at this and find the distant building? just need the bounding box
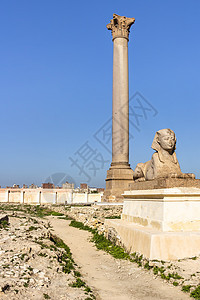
[23,184,28,189]
[80,183,88,192]
[89,187,98,193]
[13,184,20,189]
[88,187,105,193]
[97,188,105,193]
[29,184,38,189]
[80,183,88,190]
[62,181,74,189]
[42,183,54,189]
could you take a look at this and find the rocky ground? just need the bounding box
[0,208,96,300]
[0,203,200,299]
[45,203,123,235]
[40,203,200,298]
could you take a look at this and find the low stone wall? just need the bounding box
[0,189,103,205]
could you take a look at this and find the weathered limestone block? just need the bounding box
[104,188,200,260]
[129,178,200,190]
[123,188,200,232]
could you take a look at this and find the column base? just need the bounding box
[103,163,134,202]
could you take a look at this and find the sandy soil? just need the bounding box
[49,217,190,300]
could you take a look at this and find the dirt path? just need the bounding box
[49,217,190,300]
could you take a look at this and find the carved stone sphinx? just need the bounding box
[133,129,195,181]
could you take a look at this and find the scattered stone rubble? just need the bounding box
[47,204,123,235]
[0,211,95,300]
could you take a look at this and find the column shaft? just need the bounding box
[104,14,135,201]
[112,37,129,165]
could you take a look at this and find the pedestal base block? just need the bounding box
[105,219,200,260]
[105,187,200,260]
[129,178,200,190]
[104,164,134,202]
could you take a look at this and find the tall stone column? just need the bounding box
[104,14,135,202]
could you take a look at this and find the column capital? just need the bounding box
[107,13,135,41]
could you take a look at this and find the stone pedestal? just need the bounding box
[104,164,134,202]
[104,14,135,202]
[105,187,200,260]
[129,178,200,190]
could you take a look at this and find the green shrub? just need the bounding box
[182,285,191,293]
[74,271,81,277]
[43,293,51,299]
[70,278,86,288]
[191,286,200,298]
[28,226,38,231]
[0,220,9,229]
[105,216,121,219]
[58,215,74,220]
[69,220,95,233]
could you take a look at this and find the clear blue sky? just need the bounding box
[0,0,200,188]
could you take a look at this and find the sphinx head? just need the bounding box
[152,129,176,153]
